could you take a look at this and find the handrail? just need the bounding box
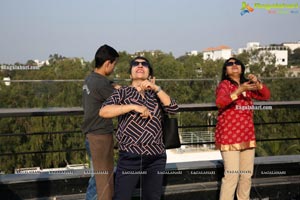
[0,102,299,158]
[1,101,300,118]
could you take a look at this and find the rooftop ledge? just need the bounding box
[1,101,300,118]
[1,155,299,200]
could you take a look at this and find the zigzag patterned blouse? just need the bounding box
[102,86,179,155]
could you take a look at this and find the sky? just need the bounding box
[0,0,299,64]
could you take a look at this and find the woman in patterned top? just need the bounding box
[100,56,178,200]
[215,57,270,200]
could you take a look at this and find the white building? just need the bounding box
[3,77,11,86]
[238,42,288,66]
[34,59,49,67]
[133,50,164,57]
[238,42,260,54]
[187,50,199,56]
[258,46,288,66]
[269,48,287,66]
[283,41,300,52]
[203,45,232,61]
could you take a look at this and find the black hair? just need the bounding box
[129,56,153,77]
[94,44,119,68]
[221,57,248,85]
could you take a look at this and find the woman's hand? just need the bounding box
[138,77,160,92]
[133,105,152,119]
[247,74,263,90]
[248,74,259,83]
[231,81,258,100]
[239,81,259,92]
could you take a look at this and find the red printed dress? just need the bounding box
[215,80,271,151]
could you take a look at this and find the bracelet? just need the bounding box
[230,94,238,101]
[155,86,162,94]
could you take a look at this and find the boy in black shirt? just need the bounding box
[82,44,119,200]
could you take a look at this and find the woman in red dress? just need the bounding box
[215,57,270,200]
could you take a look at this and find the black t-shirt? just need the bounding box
[81,71,114,134]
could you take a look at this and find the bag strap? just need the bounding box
[156,95,167,117]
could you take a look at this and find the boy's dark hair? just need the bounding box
[94,44,119,68]
[129,56,153,77]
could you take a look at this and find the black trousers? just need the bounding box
[113,151,166,200]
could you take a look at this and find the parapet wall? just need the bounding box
[1,155,299,200]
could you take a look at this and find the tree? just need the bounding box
[256,142,300,156]
[26,60,37,66]
[288,48,300,66]
[1,50,299,173]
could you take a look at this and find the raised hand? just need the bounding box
[248,74,259,83]
[247,74,263,90]
[240,81,259,91]
[138,76,160,92]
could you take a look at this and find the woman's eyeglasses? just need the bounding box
[226,61,242,67]
[131,61,149,67]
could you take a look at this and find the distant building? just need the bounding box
[133,50,164,57]
[69,57,85,66]
[238,42,288,66]
[287,66,300,77]
[238,42,260,53]
[260,46,288,66]
[186,50,199,56]
[283,41,300,52]
[3,77,11,86]
[202,45,232,61]
[34,59,49,67]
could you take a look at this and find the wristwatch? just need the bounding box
[155,86,162,93]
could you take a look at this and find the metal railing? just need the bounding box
[0,101,300,174]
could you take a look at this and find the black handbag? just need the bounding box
[161,112,181,149]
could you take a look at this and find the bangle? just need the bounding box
[230,94,238,101]
[155,86,162,94]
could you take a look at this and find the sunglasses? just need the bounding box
[226,61,242,67]
[131,61,150,67]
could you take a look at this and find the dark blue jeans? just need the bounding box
[113,151,166,200]
[85,138,97,200]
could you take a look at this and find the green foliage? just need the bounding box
[254,108,300,157]
[288,48,300,66]
[0,50,299,173]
